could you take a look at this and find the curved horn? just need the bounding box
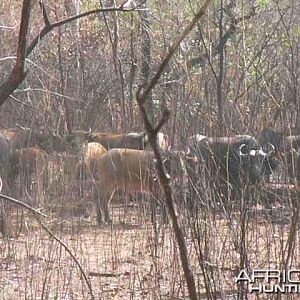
[238,143,248,156]
[265,143,275,154]
[186,147,191,156]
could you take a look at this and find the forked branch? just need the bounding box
[0,0,31,106]
[136,1,212,299]
[0,0,144,107]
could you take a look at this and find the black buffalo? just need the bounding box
[0,134,10,235]
[0,133,10,164]
[0,134,10,186]
[256,128,283,180]
[186,134,275,188]
[256,128,283,154]
[281,135,300,182]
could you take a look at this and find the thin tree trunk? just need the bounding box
[139,0,154,125]
[217,0,225,135]
[0,0,31,106]
[128,13,137,126]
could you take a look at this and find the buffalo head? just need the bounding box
[187,134,275,188]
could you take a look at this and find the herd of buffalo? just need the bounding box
[0,126,300,225]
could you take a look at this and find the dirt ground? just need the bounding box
[0,203,192,300]
[0,199,299,300]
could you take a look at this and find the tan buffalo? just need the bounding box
[75,142,107,181]
[91,148,187,225]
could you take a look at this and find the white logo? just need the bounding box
[235,270,300,293]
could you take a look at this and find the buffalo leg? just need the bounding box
[150,196,157,224]
[94,185,113,225]
[0,200,7,237]
[93,187,104,225]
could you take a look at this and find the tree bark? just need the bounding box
[139,0,154,125]
[0,0,31,107]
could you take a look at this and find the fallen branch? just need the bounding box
[0,191,94,300]
[0,193,47,217]
[33,212,95,300]
[25,191,95,299]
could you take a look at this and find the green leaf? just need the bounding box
[257,0,270,9]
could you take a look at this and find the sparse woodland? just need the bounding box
[0,0,300,299]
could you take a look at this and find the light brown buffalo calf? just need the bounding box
[93,148,158,224]
[76,142,107,180]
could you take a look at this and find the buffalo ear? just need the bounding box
[186,147,191,156]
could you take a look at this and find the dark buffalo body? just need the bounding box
[0,134,11,185]
[256,128,283,154]
[256,128,282,179]
[10,129,66,152]
[187,135,272,188]
[0,134,10,163]
[282,135,300,181]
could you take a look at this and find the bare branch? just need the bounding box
[32,212,95,300]
[0,0,31,106]
[0,193,46,218]
[136,1,212,299]
[26,4,144,57]
[9,94,35,108]
[137,0,211,105]
[39,0,50,27]
[187,5,257,69]
[25,193,94,299]
[2,189,95,300]
[0,1,143,107]
[154,109,170,134]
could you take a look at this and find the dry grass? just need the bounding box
[0,206,186,299]
[1,195,299,300]
[2,161,300,300]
